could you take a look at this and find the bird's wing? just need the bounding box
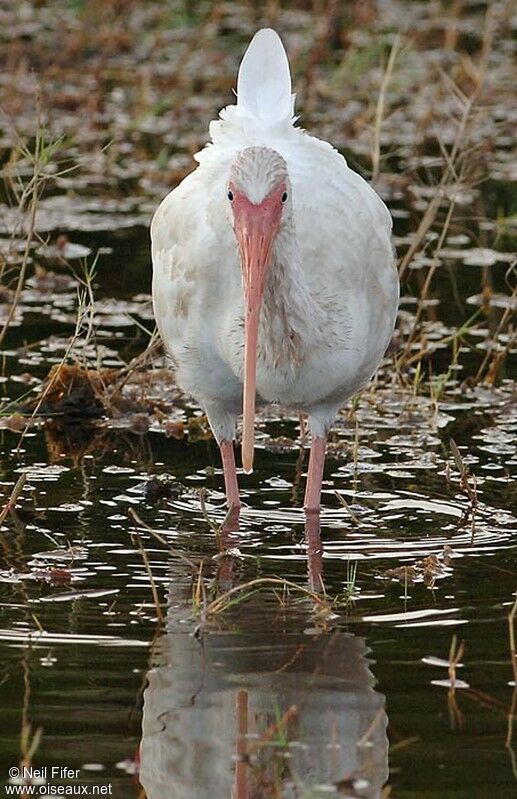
[151,173,246,437]
[286,137,395,288]
[279,137,398,401]
[150,174,203,365]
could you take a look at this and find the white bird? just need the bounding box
[151,29,399,512]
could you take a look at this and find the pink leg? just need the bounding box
[303,436,326,513]
[220,440,241,509]
[305,511,324,592]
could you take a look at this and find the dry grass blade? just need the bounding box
[399,309,481,370]
[448,634,465,688]
[197,487,230,542]
[0,473,27,525]
[389,736,420,754]
[398,1,497,299]
[509,594,517,687]
[449,439,465,477]
[506,594,517,776]
[0,124,40,349]
[20,722,43,772]
[447,635,466,729]
[474,275,517,384]
[108,329,162,392]
[358,705,387,749]
[205,577,332,617]
[371,35,402,182]
[128,507,198,571]
[249,704,298,752]
[448,439,478,540]
[0,91,82,350]
[130,530,164,624]
[13,260,101,455]
[398,199,458,364]
[334,490,362,526]
[198,488,219,533]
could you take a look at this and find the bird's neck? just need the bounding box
[260,221,324,367]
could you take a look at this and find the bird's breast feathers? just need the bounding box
[151,133,397,409]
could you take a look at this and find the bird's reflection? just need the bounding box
[139,513,388,798]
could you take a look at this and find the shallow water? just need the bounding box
[0,405,516,797]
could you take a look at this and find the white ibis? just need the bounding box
[151,29,399,512]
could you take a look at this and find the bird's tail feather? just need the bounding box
[236,29,294,123]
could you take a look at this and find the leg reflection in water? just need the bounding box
[139,512,388,798]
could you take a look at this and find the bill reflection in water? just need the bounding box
[140,517,388,798]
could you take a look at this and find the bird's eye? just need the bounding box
[281,191,288,203]
[227,190,234,201]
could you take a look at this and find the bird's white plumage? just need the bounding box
[152,29,399,444]
[236,28,294,122]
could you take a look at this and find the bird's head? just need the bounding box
[227,146,290,473]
